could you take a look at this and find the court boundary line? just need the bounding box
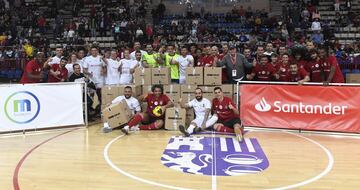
[266,132,335,190]
[104,131,335,190]
[12,128,79,190]
[103,134,194,190]
[211,130,217,190]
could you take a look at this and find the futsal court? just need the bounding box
[1,122,360,190]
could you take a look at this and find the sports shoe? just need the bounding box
[194,127,202,133]
[130,124,140,131]
[179,125,190,137]
[102,127,112,133]
[235,126,244,142]
[121,125,129,135]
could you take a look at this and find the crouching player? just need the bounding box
[178,88,218,137]
[121,84,174,134]
[212,87,244,142]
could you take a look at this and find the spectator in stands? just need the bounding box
[20,52,45,84]
[311,18,321,32]
[311,30,324,45]
[334,0,340,12]
[214,45,252,83]
[48,57,68,83]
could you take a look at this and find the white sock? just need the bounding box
[187,124,196,134]
[206,115,218,128]
[123,125,129,130]
[103,122,110,128]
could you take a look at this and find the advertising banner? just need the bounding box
[240,84,360,133]
[0,83,84,132]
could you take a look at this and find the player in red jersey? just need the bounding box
[121,84,174,134]
[197,45,214,67]
[20,52,45,83]
[212,87,244,142]
[275,53,290,81]
[305,49,324,82]
[292,49,307,69]
[247,55,276,81]
[288,63,310,84]
[318,46,344,84]
[47,57,68,82]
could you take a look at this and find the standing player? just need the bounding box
[121,84,174,134]
[318,46,344,84]
[305,49,324,82]
[102,86,141,133]
[119,49,138,84]
[105,49,121,85]
[164,44,180,83]
[212,87,244,142]
[246,55,276,81]
[287,63,310,84]
[20,52,45,83]
[275,53,291,81]
[178,88,218,137]
[48,57,68,82]
[175,46,194,84]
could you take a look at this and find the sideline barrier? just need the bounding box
[236,81,360,133]
[0,82,87,133]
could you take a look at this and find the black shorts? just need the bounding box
[142,115,164,125]
[218,118,241,128]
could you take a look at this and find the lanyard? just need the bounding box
[231,54,237,65]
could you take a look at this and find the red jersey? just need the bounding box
[20,59,42,83]
[145,94,170,118]
[251,63,276,81]
[321,56,344,83]
[48,64,68,82]
[212,96,238,122]
[197,55,214,67]
[276,63,290,82]
[289,68,309,82]
[295,60,307,69]
[305,60,324,82]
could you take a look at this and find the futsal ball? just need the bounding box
[152,106,163,117]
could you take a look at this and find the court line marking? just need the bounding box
[103,134,194,190]
[104,131,334,190]
[12,128,79,190]
[211,130,217,190]
[266,132,335,190]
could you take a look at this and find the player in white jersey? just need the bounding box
[119,49,138,84]
[175,46,194,84]
[83,46,106,88]
[66,53,82,78]
[44,47,63,68]
[105,50,121,85]
[178,88,218,137]
[103,86,141,133]
[130,41,146,60]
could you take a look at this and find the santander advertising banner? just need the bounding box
[240,84,360,133]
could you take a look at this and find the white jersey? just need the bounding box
[112,95,141,115]
[119,58,138,84]
[48,56,61,65]
[83,55,105,87]
[130,50,146,60]
[187,98,211,118]
[176,55,194,84]
[105,58,121,85]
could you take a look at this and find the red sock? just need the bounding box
[128,114,143,127]
[217,125,234,133]
[139,122,158,130]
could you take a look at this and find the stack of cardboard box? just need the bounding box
[102,100,132,129]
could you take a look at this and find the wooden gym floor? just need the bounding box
[0,123,359,190]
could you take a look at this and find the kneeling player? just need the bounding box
[121,84,174,134]
[102,86,141,133]
[212,87,244,142]
[178,88,218,137]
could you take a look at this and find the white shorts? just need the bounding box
[190,115,218,127]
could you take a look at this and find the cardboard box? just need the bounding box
[199,86,215,101]
[134,67,152,85]
[142,85,152,94]
[186,67,203,85]
[164,84,181,103]
[185,108,195,126]
[102,101,132,129]
[101,85,121,105]
[180,85,197,103]
[346,73,360,83]
[152,67,171,84]
[221,84,234,99]
[204,67,222,85]
[165,107,186,130]
[102,85,142,105]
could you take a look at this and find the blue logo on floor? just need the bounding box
[161,136,269,176]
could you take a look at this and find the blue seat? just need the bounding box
[351,69,360,73]
[7,70,15,79]
[15,69,22,79]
